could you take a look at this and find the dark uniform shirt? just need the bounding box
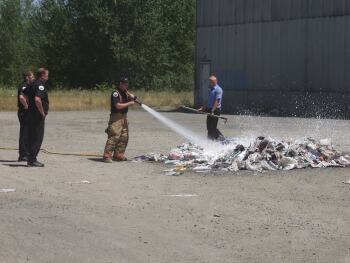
[27,80,49,115]
[17,82,30,112]
[110,89,130,114]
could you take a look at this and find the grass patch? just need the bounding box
[0,88,194,111]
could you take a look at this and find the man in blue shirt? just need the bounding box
[199,74,224,140]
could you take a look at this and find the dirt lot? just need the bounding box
[0,110,350,263]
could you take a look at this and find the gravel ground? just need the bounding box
[0,110,350,263]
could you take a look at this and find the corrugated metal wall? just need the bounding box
[196,0,350,117]
[197,0,350,26]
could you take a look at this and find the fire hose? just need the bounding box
[0,93,143,158]
[1,101,221,157]
[0,147,102,157]
[127,91,142,106]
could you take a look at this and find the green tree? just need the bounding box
[30,0,76,86]
[0,0,196,90]
[0,0,36,84]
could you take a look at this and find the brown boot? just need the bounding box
[113,152,127,162]
[103,151,113,163]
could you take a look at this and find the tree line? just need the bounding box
[0,0,195,90]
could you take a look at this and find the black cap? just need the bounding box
[120,77,128,83]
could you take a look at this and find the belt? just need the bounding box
[207,108,221,113]
[109,113,127,123]
[110,112,127,116]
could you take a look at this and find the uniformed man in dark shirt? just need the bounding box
[25,68,50,167]
[17,71,35,161]
[103,77,135,163]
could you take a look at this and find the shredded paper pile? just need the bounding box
[134,137,350,175]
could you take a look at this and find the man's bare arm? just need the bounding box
[19,94,28,109]
[211,99,218,114]
[115,101,135,110]
[35,96,46,118]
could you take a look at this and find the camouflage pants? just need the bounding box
[103,113,129,159]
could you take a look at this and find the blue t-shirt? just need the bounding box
[207,85,223,109]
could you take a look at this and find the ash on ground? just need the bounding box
[134,137,350,175]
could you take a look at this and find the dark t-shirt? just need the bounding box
[110,89,130,114]
[17,82,30,112]
[28,80,49,115]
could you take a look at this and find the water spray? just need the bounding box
[131,96,224,150]
[140,104,208,146]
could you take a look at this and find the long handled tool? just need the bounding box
[180,105,228,124]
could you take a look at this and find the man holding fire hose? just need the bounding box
[103,77,140,163]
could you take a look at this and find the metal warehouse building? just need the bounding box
[195,0,350,117]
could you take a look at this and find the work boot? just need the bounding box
[27,161,45,167]
[103,149,113,163]
[103,158,113,163]
[113,152,127,162]
[18,156,28,162]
